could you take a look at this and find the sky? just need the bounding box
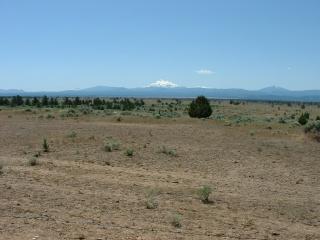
[0,0,320,91]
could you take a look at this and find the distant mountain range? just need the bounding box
[1,86,320,102]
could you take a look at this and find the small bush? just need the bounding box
[0,162,4,175]
[198,185,213,203]
[146,198,158,209]
[316,116,320,121]
[154,113,161,119]
[188,96,212,118]
[278,117,286,124]
[304,120,320,141]
[171,214,182,228]
[46,114,55,119]
[43,138,49,152]
[125,148,134,157]
[159,146,177,157]
[29,158,38,166]
[104,139,120,152]
[145,189,159,209]
[298,112,309,125]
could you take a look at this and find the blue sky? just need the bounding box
[1,0,320,91]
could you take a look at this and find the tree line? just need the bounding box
[0,95,145,111]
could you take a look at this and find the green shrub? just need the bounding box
[298,112,309,125]
[316,116,320,121]
[188,96,212,118]
[43,138,49,152]
[125,148,134,157]
[79,106,92,115]
[198,185,213,203]
[154,113,161,119]
[171,214,182,228]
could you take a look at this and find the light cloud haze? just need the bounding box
[196,69,215,75]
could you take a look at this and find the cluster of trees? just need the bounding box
[90,98,145,110]
[0,95,59,107]
[0,95,145,110]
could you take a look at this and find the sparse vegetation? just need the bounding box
[33,151,41,158]
[43,138,49,152]
[1,97,320,239]
[198,185,213,203]
[278,117,286,124]
[125,148,134,157]
[171,214,182,228]
[67,131,77,139]
[145,188,159,209]
[159,146,177,157]
[304,120,320,141]
[46,114,55,119]
[0,162,4,175]
[29,158,38,166]
[104,139,120,152]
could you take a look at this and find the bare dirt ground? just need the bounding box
[0,109,319,240]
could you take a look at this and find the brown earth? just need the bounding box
[0,110,319,240]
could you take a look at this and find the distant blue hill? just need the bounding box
[1,86,320,102]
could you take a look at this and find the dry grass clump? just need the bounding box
[170,214,182,228]
[104,139,120,152]
[145,188,160,209]
[159,146,177,157]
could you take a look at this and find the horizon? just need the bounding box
[1,0,320,91]
[1,84,320,93]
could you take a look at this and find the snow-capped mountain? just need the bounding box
[147,80,178,88]
[1,85,320,101]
